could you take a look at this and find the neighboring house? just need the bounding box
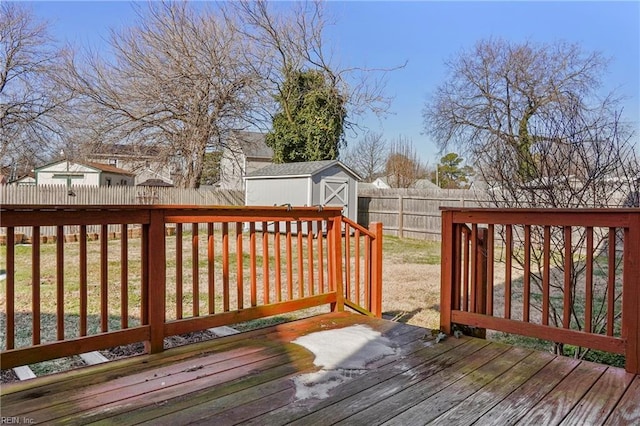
[35,160,134,187]
[1,165,34,186]
[86,144,173,186]
[244,160,361,225]
[218,131,273,190]
[13,175,36,186]
[370,177,391,189]
[363,176,439,190]
[412,178,440,190]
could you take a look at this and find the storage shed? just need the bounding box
[244,160,361,223]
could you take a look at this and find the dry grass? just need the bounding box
[378,236,442,329]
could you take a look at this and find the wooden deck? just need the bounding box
[1,312,639,425]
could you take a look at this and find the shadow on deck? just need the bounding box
[2,312,638,425]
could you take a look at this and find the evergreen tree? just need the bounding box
[267,69,346,163]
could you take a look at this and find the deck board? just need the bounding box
[1,312,638,426]
[604,375,640,425]
[560,367,636,426]
[522,361,608,425]
[428,350,554,425]
[473,356,580,424]
[329,341,509,425]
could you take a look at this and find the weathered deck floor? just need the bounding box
[1,312,639,425]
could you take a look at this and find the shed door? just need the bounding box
[321,178,349,217]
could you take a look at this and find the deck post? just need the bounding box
[369,222,383,318]
[331,215,345,312]
[145,208,166,354]
[623,211,640,374]
[440,210,455,334]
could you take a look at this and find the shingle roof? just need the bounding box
[91,144,160,157]
[85,162,135,176]
[245,160,360,180]
[233,132,273,159]
[136,178,173,187]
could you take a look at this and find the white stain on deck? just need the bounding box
[292,324,397,400]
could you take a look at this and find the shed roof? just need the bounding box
[245,160,360,180]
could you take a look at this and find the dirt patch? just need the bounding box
[99,330,222,361]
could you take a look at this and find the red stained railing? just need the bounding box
[0,205,382,369]
[441,208,640,374]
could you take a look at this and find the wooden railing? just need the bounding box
[0,205,382,369]
[441,208,640,374]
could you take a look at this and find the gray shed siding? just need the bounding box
[244,160,359,225]
[245,176,310,207]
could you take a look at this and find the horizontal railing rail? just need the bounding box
[0,205,382,370]
[441,208,640,374]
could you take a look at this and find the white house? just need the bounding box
[363,176,439,190]
[12,175,36,186]
[35,160,135,187]
[218,131,273,190]
[86,144,173,186]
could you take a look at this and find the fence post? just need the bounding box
[398,195,404,238]
[440,210,455,334]
[369,222,383,318]
[331,215,345,312]
[623,211,640,374]
[145,208,166,354]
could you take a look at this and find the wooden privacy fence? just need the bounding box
[0,185,244,206]
[440,208,640,374]
[358,188,486,240]
[0,205,382,369]
[0,185,244,240]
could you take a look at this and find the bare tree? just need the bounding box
[60,1,400,187]
[423,39,618,180]
[0,3,70,175]
[60,2,261,188]
[341,131,388,182]
[384,136,427,188]
[424,38,639,358]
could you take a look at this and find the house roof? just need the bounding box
[413,178,440,190]
[136,178,173,187]
[231,131,273,159]
[358,182,379,191]
[245,160,361,180]
[90,144,160,158]
[85,162,135,176]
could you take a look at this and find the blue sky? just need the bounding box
[31,1,639,165]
